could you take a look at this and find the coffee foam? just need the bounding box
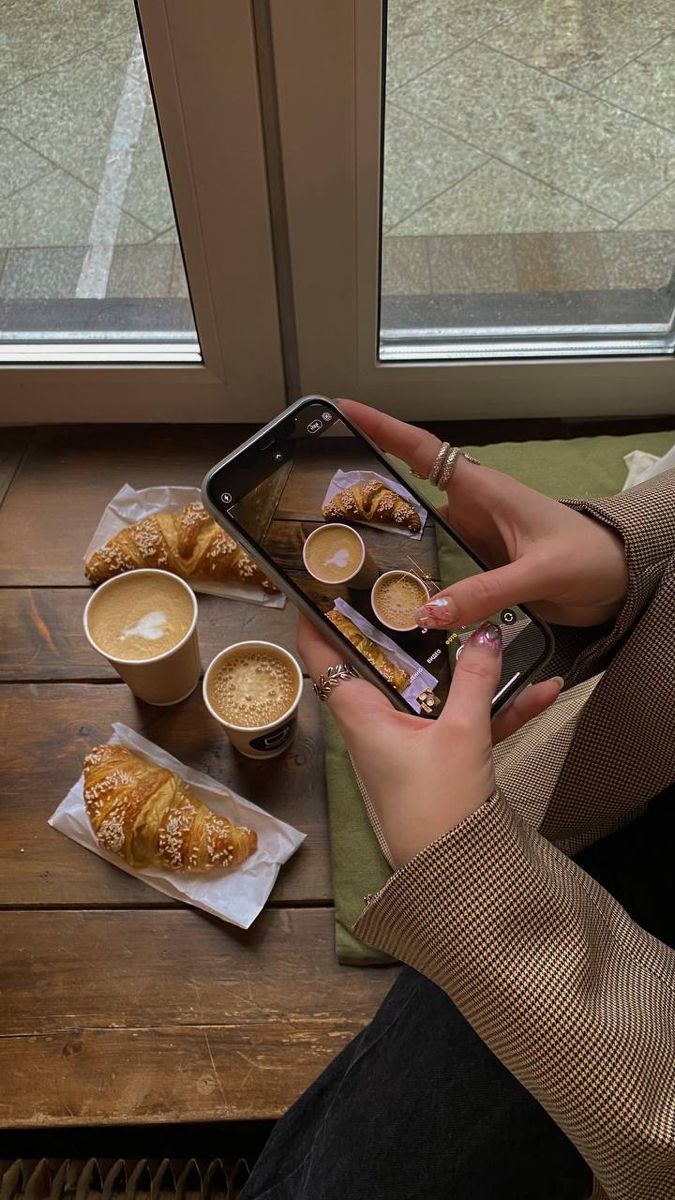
[304,525,362,582]
[88,573,194,661]
[326,547,350,569]
[374,573,427,629]
[121,610,169,642]
[208,649,298,728]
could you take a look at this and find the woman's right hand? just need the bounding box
[339,399,629,630]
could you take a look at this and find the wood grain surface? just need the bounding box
[0,683,331,907]
[0,429,31,507]
[0,426,253,586]
[274,442,371,520]
[0,1028,363,1126]
[0,908,393,1126]
[4,417,669,1133]
[0,424,419,1132]
[0,589,299,682]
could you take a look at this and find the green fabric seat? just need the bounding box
[323,429,675,966]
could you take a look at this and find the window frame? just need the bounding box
[0,0,285,423]
[271,0,675,419]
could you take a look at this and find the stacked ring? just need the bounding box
[427,442,451,486]
[414,443,479,488]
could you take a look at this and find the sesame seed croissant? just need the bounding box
[84,500,278,593]
[322,480,421,532]
[326,608,410,694]
[83,744,257,872]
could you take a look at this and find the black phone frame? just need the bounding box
[203,396,554,719]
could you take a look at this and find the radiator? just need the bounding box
[0,1159,250,1200]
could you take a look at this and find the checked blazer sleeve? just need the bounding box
[549,469,675,687]
[354,470,675,1200]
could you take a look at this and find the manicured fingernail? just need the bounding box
[413,597,457,628]
[470,621,502,650]
[551,676,564,690]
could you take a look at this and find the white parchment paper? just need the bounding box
[322,470,427,540]
[84,484,285,607]
[49,723,305,929]
[334,597,438,714]
[622,445,675,491]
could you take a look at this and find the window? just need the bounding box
[0,1,198,363]
[380,0,675,361]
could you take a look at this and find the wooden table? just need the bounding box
[6,414,668,1138]
[0,426,394,1131]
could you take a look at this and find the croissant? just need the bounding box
[83,744,257,872]
[326,608,410,693]
[85,501,278,593]
[322,480,421,533]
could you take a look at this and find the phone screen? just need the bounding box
[214,400,551,718]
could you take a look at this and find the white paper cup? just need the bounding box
[84,570,201,706]
[302,523,377,588]
[371,570,430,632]
[203,641,303,759]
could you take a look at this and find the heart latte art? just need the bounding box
[87,573,194,660]
[121,610,169,642]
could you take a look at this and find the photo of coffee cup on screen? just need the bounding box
[371,570,430,632]
[302,524,377,589]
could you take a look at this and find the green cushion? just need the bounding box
[323,429,675,966]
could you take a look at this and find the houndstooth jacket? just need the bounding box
[353,469,675,1200]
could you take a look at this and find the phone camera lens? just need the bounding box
[273,449,285,463]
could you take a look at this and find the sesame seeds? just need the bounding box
[157,803,195,869]
[181,502,207,530]
[83,743,257,874]
[322,480,420,532]
[85,500,276,592]
[130,518,169,567]
[84,746,108,768]
[97,801,125,854]
[152,805,240,872]
[202,814,236,867]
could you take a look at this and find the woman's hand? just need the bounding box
[299,616,562,869]
[339,399,629,630]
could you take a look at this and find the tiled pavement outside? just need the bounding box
[383,0,675,301]
[0,0,189,326]
[1,0,675,325]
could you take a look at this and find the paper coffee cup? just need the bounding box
[302,523,377,589]
[371,570,430,632]
[83,570,201,706]
[203,641,303,759]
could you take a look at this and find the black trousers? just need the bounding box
[241,786,675,1200]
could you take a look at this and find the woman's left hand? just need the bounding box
[298,616,563,869]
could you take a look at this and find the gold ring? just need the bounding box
[413,445,480,487]
[436,446,463,489]
[412,441,449,482]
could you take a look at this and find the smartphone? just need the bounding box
[202,396,553,719]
